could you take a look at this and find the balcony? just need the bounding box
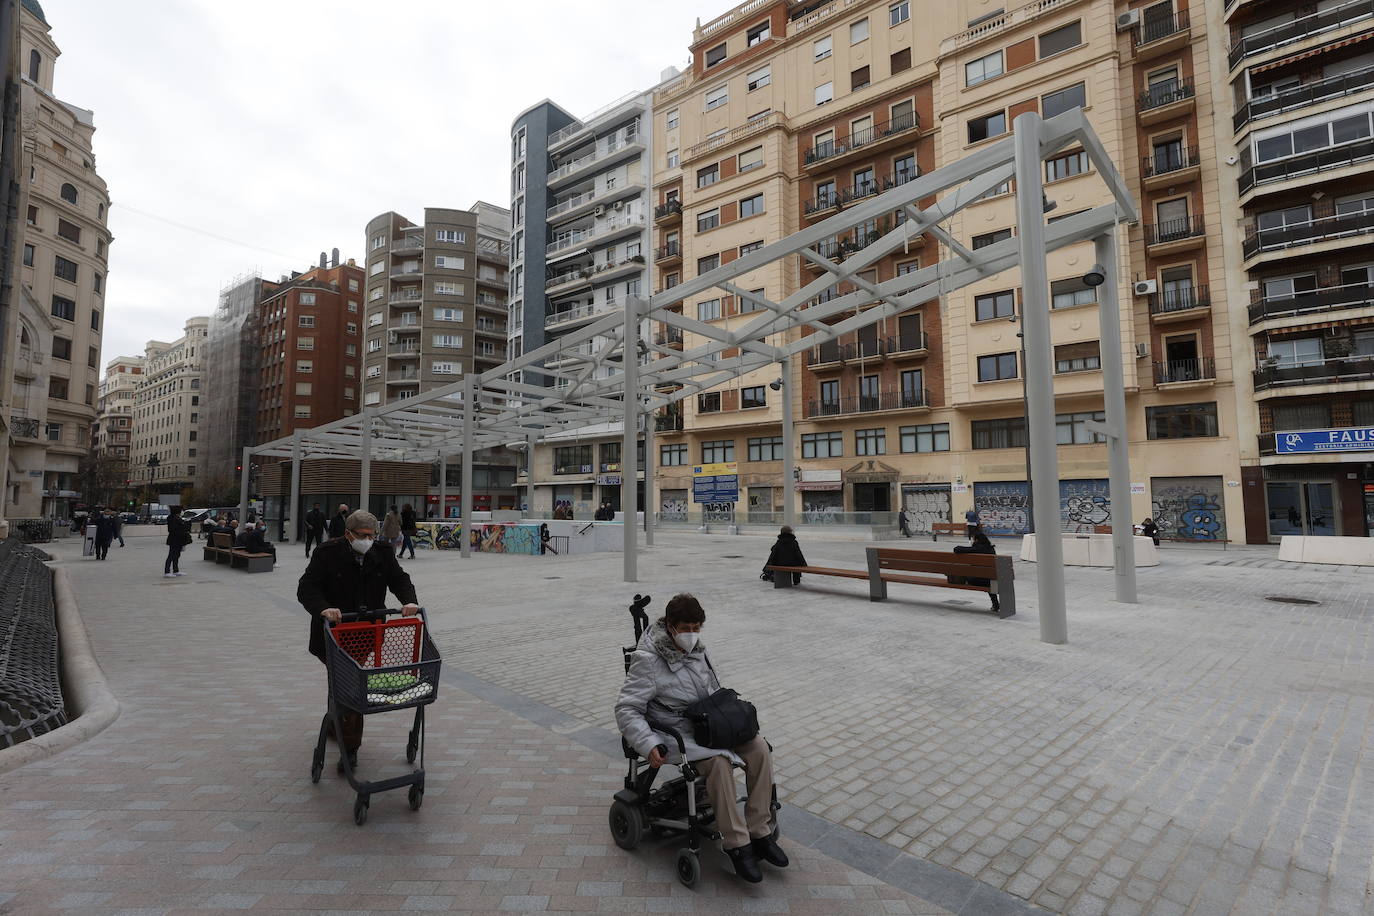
[546,254,644,297]
[683,111,784,163]
[805,333,928,367]
[1234,66,1374,133]
[804,170,921,218]
[886,332,930,358]
[386,370,420,385]
[10,416,39,439]
[545,214,645,260]
[547,177,645,224]
[654,327,684,349]
[387,339,420,358]
[803,110,921,169]
[388,317,420,332]
[655,241,682,266]
[475,322,506,337]
[1239,137,1374,197]
[1228,0,1374,70]
[389,266,423,281]
[546,92,643,151]
[804,388,929,418]
[1141,146,1201,188]
[1134,9,1190,59]
[388,289,423,307]
[654,200,683,224]
[1253,354,1374,390]
[1137,78,1195,125]
[1148,288,1211,322]
[545,300,620,330]
[1144,215,1207,253]
[654,410,684,432]
[1242,211,1374,260]
[1153,357,1216,386]
[1248,281,1374,324]
[390,236,423,255]
[547,131,644,188]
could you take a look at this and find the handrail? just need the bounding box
[1153,357,1215,384]
[548,130,642,183]
[1142,145,1200,179]
[1248,280,1374,323]
[942,0,1074,52]
[804,111,920,167]
[546,214,645,256]
[1234,66,1374,133]
[684,111,784,162]
[547,92,644,147]
[1136,8,1189,46]
[804,388,929,417]
[1242,210,1374,258]
[1148,288,1211,315]
[1144,215,1206,247]
[1253,354,1374,389]
[1228,0,1374,69]
[1138,78,1194,112]
[1239,136,1374,196]
[804,169,920,215]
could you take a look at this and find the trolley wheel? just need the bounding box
[408,784,423,811]
[675,848,701,888]
[353,794,369,826]
[608,799,645,850]
[406,740,418,764]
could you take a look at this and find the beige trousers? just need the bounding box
[694,735,774,850]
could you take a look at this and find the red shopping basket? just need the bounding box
[325,615,441,714]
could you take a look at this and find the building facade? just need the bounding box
[203,273,275,499]
[254,256,364,444]
[93,353,141,467]
[128,317,209,500]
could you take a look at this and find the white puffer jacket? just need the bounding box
[615,618,723,763]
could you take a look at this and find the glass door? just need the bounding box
[1267,481,1339,538]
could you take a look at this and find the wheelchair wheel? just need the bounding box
[675,848,701,888]
[608,799,644,850]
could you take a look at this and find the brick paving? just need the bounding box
[0,531,954,915]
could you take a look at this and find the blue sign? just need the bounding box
[1275,427,1374,454]
[693,477,738,503]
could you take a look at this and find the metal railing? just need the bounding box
[804,170,920,216]
[654,200,683,220]
[1136,8,1189,46]
[546,215,645,256]
[1153,357,1215,384]
[1142,145,1200,179]
[388,290,422,305]
[654,327,684,346]
[684,111,784,161]
[804,111,921,166]
[390,237,423,253]
[1228,0,1374,69]
[1253,354,1374,389]
[655,241,681,261]
[1148,288,1211,315]
[804,388,928,417]
[548,131,642,183]
[654,411,684,431]
[1138,78,1195,112]
[547,178,644,220]
[1234,66,1374,132]
[1144,215,1206,246]
[546,91,643,147]
[1242,211,1374,258]
[10,416,39,438]
[1239,136,1374,196]
[10,518,52,544]
[806,332,929,366]
[1247,281,1374,324]
[545,300,619,328]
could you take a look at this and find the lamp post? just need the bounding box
[145,456,160,520]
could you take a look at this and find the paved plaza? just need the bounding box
[0,528,1372,915]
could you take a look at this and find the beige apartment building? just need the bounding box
[128,318,209,500]
[649,0,1242,542]
[93,354,141,468]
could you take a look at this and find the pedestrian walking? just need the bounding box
[304,503,325,556]
[760,525,807,582]
[328,504,349,540]
[382,506,402,555]
[400,503,417,559]
[1140,517,1160,547]
[93,508,116,560]
[898,507,912,538]
[163,506,192,578]
[113,511,125,547]
[964,507,981,539]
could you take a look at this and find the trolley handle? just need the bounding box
[334,606,428,626]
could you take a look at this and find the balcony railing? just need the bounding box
[1248,281,1374,324]
[10,416,39,438]
[1153,357,1215,385]
[805,388,928,418]
[1142,145,1200,179]
[548,131,642,183]
[1137,78,1195,113]
[1228,0,1374,69]
[654,411,684,431]
[806,333,927,366]
[655,241,681,261]
[654,327,684,346]
[388,290,422,306]
[1136,8,1189,46]
[804,111,920,167]
[545,300,619,329]
[1242,211,1374,258]
[684,111,783,162]
[1234,66,1374,133]
[1239,136,1374,196]
[654,200,683,221]
[1144,215,1206,247]
[546,215,645,256]
[390,236,423,253]
[1253,354,1374,390]
[804,170,921,216]
[1148,288,1211,315]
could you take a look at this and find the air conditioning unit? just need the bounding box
[613,200,625,210]
[1116,9,1140,31]
[1134,279,1157,296]
[1135,343,1150,359]
[593,205,606,217]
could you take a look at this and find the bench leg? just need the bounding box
[865,551,888,602]
[993,556,1015,618]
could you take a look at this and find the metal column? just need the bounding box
[359,412,372,517]
[643,389,655,546]
[437,453,447,522]
[288,431,302,545]
[525,433,537,517]
[237,448,252,523]
[781,355,796,529]
[1013,112,1068,645]
[1094,232,1138,603]
[621,297,641,583]
[460,374,473,559]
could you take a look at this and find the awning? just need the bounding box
[795,482,842,491]
[1251,31,1374,74]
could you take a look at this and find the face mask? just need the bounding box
[673,630,698,652]
[349,536,373,556]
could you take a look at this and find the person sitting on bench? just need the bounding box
[239,521,277,565]
[952,530,999,613]
[760,526,807,582]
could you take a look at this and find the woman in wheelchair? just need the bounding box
[614,593,787,884]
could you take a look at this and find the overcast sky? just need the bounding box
[49,0,700,368]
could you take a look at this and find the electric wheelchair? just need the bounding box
[607,594,780,888]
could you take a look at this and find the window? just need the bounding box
[740,193,765,218]
[738,146,763,172]
[48,378,68,400]
[1272,403,1332,431]
[433,334,463,348]
[434,307,463,321]
[966,49,1004,87]
[369,260,385,276]
[52,337,71,360]
[1054,341,1101,373]
[51,295,75,321]
[891,47,911,73]
[698,254,720,275]
[56,219,80,243]
[978,351,1018,381]
[974,291,1015,322]
[298,315,316,328]
[968,110,1006,143]
[345,343,356,356]
[1039,20,1081,58]
[850,17,869,43]
[90,309,99,330]
[666,108,679,130]
[366,365,381,378]
[814,35,832,60]
[296,360,313,373]
[701,439,735,463]
[748,20,771,45]
[889,0,910,25]
[801,431,843,458]
[25,204,35,225]
[972,417,1026,449]
[698,298,722,320]
[22,244,32,266]
[297,336,315,350]
[348,278,359,292]
[739,240,763,257]
[705,43,727,68]
[28,49,38,81]
[705,85,728,110]
[431,361,458,374]
[434,255,465,269]
[661,443,688,466]
[900,423,950,453]
[747,66,771,91]
[1045,149,1089,181]
[741,386,767,409]
[1057,410,1106,444]
[1255,107,1374,162]
[53,255,77,282]
[364,391,380,406]
[748,436,783,461]
[666,148,680,169]
[367,313,383,327]
[46,422,61,441]
[972,228,1012,250]
[1041,83,1086,119]
[697,164,719,188]
[344,366,356,378]
[815,82,833,106]
[434,280,463,295]
[852,65,871,92]
[856,427,887,455]
[1146,402,1218,439]
[294,382,313,396]
[1265,336,1323,367]
[298,291,317,305]
[369,287,384,302]
[434,228,466,243]
[87,346,97,368]
[820,379,839,408]
[60,183,77,204]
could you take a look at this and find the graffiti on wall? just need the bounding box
[469,524,539,555]
[703,502,735,523]
[1150,476,1226,541]
[973,481,1031,535]
[1060,479,1112,533]
[660,492,688,522]
[902,486,951,534]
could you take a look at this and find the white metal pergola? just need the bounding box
[246,110,1139,645]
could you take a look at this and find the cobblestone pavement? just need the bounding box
[0,532,952,915]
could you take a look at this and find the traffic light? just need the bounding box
[235,464,242,472]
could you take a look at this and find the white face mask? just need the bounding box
[673,631,699,652]
[349,536,373,556]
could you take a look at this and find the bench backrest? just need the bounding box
[869,546,999,577]
[212,532,233,549]
[931,522,964,533]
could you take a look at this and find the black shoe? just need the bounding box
[991,596,1001,614]
[725,844,763,883]
[336,750,357,775]
[751,833,789,868]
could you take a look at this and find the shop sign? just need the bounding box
[1275,427,1374,454]
[596,474,622,486]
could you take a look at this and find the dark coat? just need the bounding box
[93,514,117,542]
[296,537,418,661]
[400,507,417,534]
[764,532,807,571]
[1141,520,1159,541]
[165,516,193,547]
[952,540,995,588]
[327,512,347,539]
[242,527,275,555]
[305,508,326,533]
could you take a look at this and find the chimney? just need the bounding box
[331,248,340,268]
[319,251,327,269]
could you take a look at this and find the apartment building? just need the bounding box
[203,273,277,497]
[254,255,364,444]
[15,0,112,519]
[93,354,142,467]
[510,92,654,514]
[1220,0,1374,541]
[648,0,1244,541]
[129,317,209,498]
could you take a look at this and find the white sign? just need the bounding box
[1130,482,1146,495]
[1226,480,1240,487]
[952,482,969,494]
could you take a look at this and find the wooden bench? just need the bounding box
[204,532,235,564]
[867,547,1014,617]
[929,522,966,541]
[230,549,274,573]
[765,565,869,588]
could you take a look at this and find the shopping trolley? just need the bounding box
[310,607,441,825]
